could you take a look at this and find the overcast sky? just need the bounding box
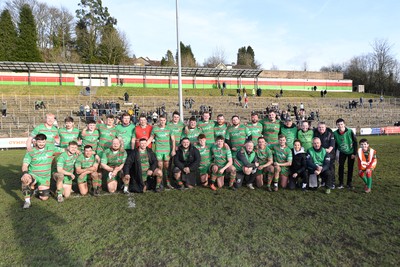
[4,0,400,71]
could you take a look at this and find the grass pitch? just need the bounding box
[0,136,399,266]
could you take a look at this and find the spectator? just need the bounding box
[124,92,129,102]
[368,99,373,109]
[1,101,7,117]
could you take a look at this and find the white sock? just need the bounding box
[124,185,128,191]
[25,198,31,203]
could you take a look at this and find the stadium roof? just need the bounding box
[0,62,262,78]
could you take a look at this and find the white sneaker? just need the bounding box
[23,201,31,209]
[57,194,64,203]
[247,183,255,190]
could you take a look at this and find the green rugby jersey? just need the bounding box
[272,144,292,164]
[297,129,313,152]
[280,125,298,149]
[57,151,79,173]
[181,127,203,144]
[139,150,150,180]
[167,121,184,146]
[97,124,117,149]
[214,123,227,140]
[225,124,251,151]
[75,153,98,170]
[79,129,99,151]
[198,120,215,145]
[23,144,60,179]
[101,148,127,167]
[58,127,79,148]
[255,145,273,165]
[151,125,173,153]
[195,144,211,168]
[211,145,232,167]
[116,123,135,150]
[261,119,281,145]
[246,122,263,145]
[31,124,58,145]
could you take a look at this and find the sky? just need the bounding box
[3,0,400,71]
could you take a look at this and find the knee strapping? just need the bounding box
[38,189,52,197]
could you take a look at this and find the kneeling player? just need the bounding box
[233,140,259,190]
[271,135,292,191]
[195,134,212,186]
[100,138,127,193]
[21,134,61,209]
[254,137,274,189]
[74,145,101,196]
[53,141,79,202]
[123,138,163,193]
[357,138,377,193]
[173,137,201,189]
[209,135,236,190]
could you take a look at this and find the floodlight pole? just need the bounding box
[176,0,184,122]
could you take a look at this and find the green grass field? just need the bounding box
[0,135,399,266]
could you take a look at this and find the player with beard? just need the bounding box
[261,110,281,146]
[116,112,135,155]
[74,145,101,196]
[254,137,274,189]
[181,116,203,144]
[214,114,227,141]
[246,112,263,146]
[58,116,80,149]
[195,134,212,186]
[271,135,292,191]
[225,115,251,158]
[198,111,214,146]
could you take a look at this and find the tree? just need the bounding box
[178,42,196,67]
[16,4,42,62]
[237,45,259,68]
[0,9,18,61]
[97,25,130,65]
[161,50,175,66]
[203,46,227,67]
[75,0,119,63]
[320,63,343,72]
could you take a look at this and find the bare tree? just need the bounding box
[203,46,227,67]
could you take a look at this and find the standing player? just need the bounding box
[20,134,62,209]
[123,138,162,193]
[261,110,281,146]
[279,117,298,149]
[214,114,227,141]
[97,114,117,155]
[254,137,274,189]
[147,115,176,189]
[209,136,236,191]
[26,113,59,150]
[198,111,214,146]
[334,118,357,189]
[100,138,127,193]
[181,116,203,144]
[271,135,292,191]
[195,134,212,186]
[58,116,80,149]
[74,145,101,196]
[53,141,79,202]
[357,138,377,193]
[116,112,135,154]
[246,112,263,146]
[132,114,153,148]
[297,120,313,152]
[225,115,251,157]
[168,111,184,148]
[79,119,100,152]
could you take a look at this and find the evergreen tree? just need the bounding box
[178,42,196,67]
[237,45,257,68]
[0,9,18,61]
[16,4,42,62]
[161,50,175,66]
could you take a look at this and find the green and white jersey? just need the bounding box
[225,124,251,151]
[272,144,292,164]
[261,119,281,145]
[214,123,227,140]
[198,120,215,145]
[151,125,173,154]
[58,127,79,148]
[255,145,273,165]
[97,124,117,149]
[246,122,263,145]
[101,148,127,167]
[297,129,313,152]
[23,145,61,179]
[308,147,326,166]
[31,124,58,145]
[233,147,256,170]
[167,121,184,146]
[211,145,232,167]
[57,151,79,173]
[116,123,135,150]
[79,129,99,151]
[181,127,203,144]
[75,153,98,170]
